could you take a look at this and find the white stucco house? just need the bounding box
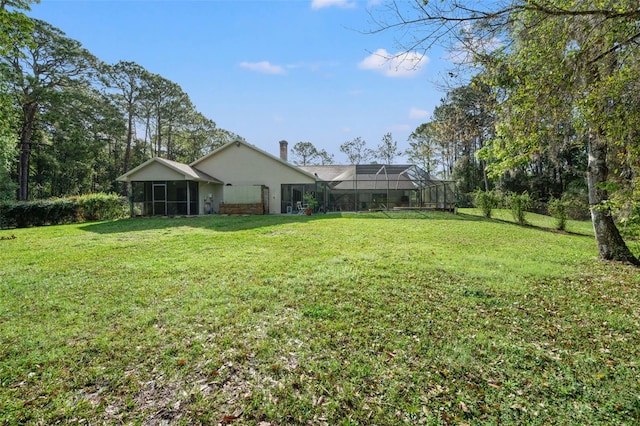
[117,139,455,216]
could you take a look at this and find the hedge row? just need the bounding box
[0,193,128,229]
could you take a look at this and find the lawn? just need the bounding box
[1,211,638,425]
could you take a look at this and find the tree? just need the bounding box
[140,73,197,161]
[34,86,125,197]
[406,122,439,175]
[0,88,17,169]
[376,132,400,164]
[0,1,37,56]
[483,2,640,264]
[374,0,640,264]
[340,137,374,165]
[291,141,318,166]
[173,111,231,163]
[1,9,241,200]
[2,18,97,200]
[101,61,150,178]
[316,149,335,165]
[0,0,37,200]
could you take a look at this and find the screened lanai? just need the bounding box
[298,164,455,212]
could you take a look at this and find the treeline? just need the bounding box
[1,5,239,201]
[288,133,402,166]
[405,77,588,209]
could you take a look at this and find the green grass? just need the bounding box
[1,211,639,425]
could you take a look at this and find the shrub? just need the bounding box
[0,202,12,229]
[74,193,128,221]
[508,192,532,225]
[548,196,568,231]
[0,193,127,229]
[473,189,499,218]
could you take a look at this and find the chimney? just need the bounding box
[279,140,288,161]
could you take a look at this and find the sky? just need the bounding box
[28,0,455,164]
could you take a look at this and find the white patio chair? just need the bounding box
[296,201,305,215]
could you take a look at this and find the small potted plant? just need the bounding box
[303,192,318,215]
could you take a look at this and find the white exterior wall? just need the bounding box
[198,182,223,214]
[127,162,185,181]
[194,143,315,214]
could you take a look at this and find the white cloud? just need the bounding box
[239,61,286,75]
[409,107,430,120]
[311,0,357,9]
[358,49,428,78]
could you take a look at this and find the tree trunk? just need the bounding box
[587,133,639,265]
[155,117,161,158]
[167,123,172,160]
[124,109,133,173]
[17,103,37,201]
[123,108,134,196]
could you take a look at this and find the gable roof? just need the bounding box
[116,157,222,183]
[191,139,318,181]
[300,165,353,181]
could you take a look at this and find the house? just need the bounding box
[117,139,455,216]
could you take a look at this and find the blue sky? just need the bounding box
[29,0,453,163]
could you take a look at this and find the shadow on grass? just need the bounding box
[359,210,484,221]
[79,213,343,234]
[357,210,594,238]
[478,215,593,237]
[80,210,483,234]
[80,210,590,237]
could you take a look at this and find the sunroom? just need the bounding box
[117,157,222,216]
[299,164,456,212]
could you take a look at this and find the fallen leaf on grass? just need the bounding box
[221,414,240,423]
[510,403,527,412]
[313,395,324,407]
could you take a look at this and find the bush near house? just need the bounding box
[0,193,127,228]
